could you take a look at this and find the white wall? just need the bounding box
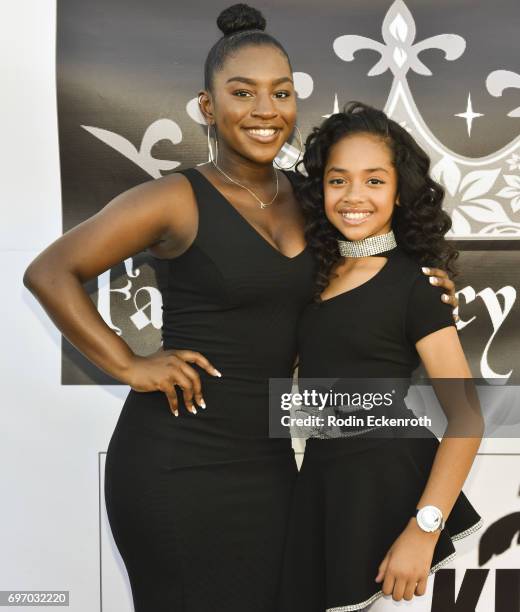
[1,2,129,609]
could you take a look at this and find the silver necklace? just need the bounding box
[211,160,279,209]
[337,229,397,257]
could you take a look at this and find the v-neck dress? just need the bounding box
[104,167,317,612]
[279,246,482,612]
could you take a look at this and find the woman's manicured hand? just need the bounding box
[124,348,222,416]
[422,267,460,323]
[375,517,440,601]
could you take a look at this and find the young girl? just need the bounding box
[279,102,483,611]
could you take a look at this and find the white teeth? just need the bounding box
[248,128,277,136]
[342,212,372,219]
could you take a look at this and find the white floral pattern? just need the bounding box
[497,175,520,213]
[430,160,520,235]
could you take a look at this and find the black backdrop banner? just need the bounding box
[56,0,520,384]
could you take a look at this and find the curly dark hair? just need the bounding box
[294,101,459,302]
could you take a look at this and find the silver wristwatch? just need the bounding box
[415,505,445,533]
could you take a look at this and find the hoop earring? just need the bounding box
[206,123,218,163]
[274,125,304,170]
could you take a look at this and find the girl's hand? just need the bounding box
[375,518,440,601]
[421,267,460,323]
[124,348,222,417]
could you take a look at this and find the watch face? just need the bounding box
[417,506,442,532]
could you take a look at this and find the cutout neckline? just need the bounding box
[319,249,399,304]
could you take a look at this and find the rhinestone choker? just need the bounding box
[337,230,397,258]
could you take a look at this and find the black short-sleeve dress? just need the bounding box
[279,245,482,612]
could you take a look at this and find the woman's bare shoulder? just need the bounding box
[24,171,198,284]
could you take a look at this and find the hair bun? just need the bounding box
[217,4,266,36]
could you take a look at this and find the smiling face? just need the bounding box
[323,133,399,241]
[200,44,297,166]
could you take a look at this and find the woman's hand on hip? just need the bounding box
[124,348,222,416]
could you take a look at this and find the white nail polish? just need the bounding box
[174,410,179,417]
[214,369,222,377]
[200,400,206,409]
[429,277,437,285]
[442,294,449,302]
[191,407,197,414]
[422,267,430,274]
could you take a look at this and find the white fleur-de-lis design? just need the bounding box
[333,0,465,78]
[487,70,520,117]
[82,119,183,178]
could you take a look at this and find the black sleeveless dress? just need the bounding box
[104,167,316,612]
[279,246,482,612]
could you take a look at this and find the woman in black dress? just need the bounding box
[22,6,460,611]
[280,102,483,611]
